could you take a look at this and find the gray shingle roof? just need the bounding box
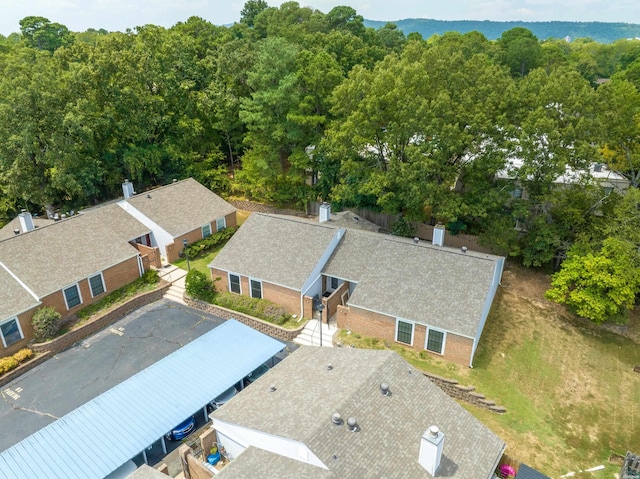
[210,214,339,290]
[0,266,39,320]
[0,204,149,298]
[212,347,505,479]
[0,216,56,241]
[125,178,236,237]
[324,229,500,337]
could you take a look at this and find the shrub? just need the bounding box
[185,227,236,259]
[185,269,216,302]
[0,357,18,375]
[32,306,62,342]
[213,293,293,326]
[141,269,159,284]
[13,348,33,363]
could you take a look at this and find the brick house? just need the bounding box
[117,178,237,264]
[0,204,151,357]
[210,213,505,367]
[208,347,506,478]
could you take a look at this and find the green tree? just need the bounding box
[19,16,72,52]
[241,0,270,27]
[496,27,542,78]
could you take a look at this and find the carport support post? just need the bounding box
[142,448,148,464]
[161,436,167,455]
[203,406,208,423]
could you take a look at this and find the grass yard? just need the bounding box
[336,264,640,477]
[173,210,252,276]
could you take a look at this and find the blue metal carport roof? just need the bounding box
[0,320,285,479]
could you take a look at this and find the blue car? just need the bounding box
[166,416,196,441]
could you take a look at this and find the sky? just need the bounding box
[1,0,639,37]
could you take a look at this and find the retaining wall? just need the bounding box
[184,296,306,342]
[31,281,170,355]
[423,371,506,414]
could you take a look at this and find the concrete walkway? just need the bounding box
[294,316,338,347]
[156,264,187,305]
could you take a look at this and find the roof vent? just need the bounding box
[146,193,151,199]
[413,237,419,244]
[326,363,333,370]
[172,178,177,183]
[461,246,467,253]
[13,229,20,235]
[122,179,135,199]
[347,417,359,432]
[433,223,445,246]
[380,383,390,396]
[332,413,343,425]
[353,216,359,222]
[269,384,277,392]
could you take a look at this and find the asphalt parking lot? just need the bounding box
[0,299,225,453]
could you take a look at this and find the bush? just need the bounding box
[0,357,18,375]
[213,293,293,326]
[13,348,33,363]
[32,306,62,342]
[0,349,34,376]
[185,269,216,302]
[141,269,159,284]
[185,227,235,259]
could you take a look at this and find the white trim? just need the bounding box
[425,327,447,355]
[0,317,24,348]
[249,278,263,299]
[88,272,106,298]
[216,217,226,232]
[202,223,212,239]
[0,260,39,301]
[395,318,415,346]
[228,272,242,294]
[62,283,83,310]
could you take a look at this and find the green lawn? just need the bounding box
[173,245,223,276]
[336,264,640,477]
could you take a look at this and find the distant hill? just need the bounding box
[364,19,640,44]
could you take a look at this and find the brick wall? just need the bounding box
[209,270,303,318]
[224,212,237,229]
[322,281,350,320]
[184,296,305,342]
[31,282,170,355]
[167,228,208,263]
[135,244,161,269]
[337,304,474,366]
[423,371,506,414]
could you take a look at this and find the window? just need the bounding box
[426,329,445,354]
[229,274,241,294]
[88,273,105,297]
[0,318,23,348]
[216,217,226,232]
[330,277,339,290]
[63,284,82,309]
[250,279,262,299]
[202,224,212,239]
[395,319,414,345]
[510,187,523,199]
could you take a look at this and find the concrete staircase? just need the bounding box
[156,265,187,305]
[294,316,337,347]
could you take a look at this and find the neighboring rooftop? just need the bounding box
[212,347,505,479]
[210,213,340,290]
[0,215,55,241]
[0,204,149,298]
[124,178,236,237]
[324,228,501,338]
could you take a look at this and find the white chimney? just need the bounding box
[122,179,135,199]
[432,224,445,247]
[18,210,35,233]
[319,202,331,223]
[419,426,445,476]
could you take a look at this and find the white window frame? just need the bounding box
[228,273,242,294]
[202,223,212,239]
[425,328,447,355]
[88,272,106,298]
[249,278,262,299]
[216,217,226,232]
[395,318,415,346]
[63,283,83,310]
[0,317,24,348]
